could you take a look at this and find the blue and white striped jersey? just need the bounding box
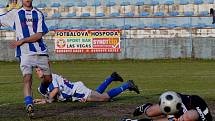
[0,7,49,57]
[48,74,76,101]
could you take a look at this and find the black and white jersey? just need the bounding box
[175,93,212,121]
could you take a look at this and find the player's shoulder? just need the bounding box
[52,73,63,79]
[33,7,44,15]
[16,7,25,12]
[52,73,58,78]
[4,8,18,14]
[13,7,28,13]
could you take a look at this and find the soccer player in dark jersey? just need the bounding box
[122,91,212,121]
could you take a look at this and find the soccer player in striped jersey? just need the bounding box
[0,0,51,117]
[33,67,140,104]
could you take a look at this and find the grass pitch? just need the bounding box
[0,59,214,121]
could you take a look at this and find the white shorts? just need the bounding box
[19,55,51,76]
[72,81,92,101]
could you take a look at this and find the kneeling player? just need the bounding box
[34,67,140,104]
[122,91,212,121]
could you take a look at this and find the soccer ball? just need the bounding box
[159,91,182,115]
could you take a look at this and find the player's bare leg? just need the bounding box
[23,74,34,118]
[86,91,110,102]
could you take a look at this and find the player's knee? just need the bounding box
[100,94,110,101]
[23,74,32,83]
[101,95,110,101]
[101,98,109,101]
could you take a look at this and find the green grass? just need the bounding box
[0,59,215,121]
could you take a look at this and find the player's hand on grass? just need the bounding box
[33,98,47,104]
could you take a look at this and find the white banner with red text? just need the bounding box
[54,30,121,53]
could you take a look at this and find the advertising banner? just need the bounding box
[54,30,121,53]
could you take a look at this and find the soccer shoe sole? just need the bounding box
[26,104,34,119]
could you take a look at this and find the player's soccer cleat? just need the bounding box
[127,80,140,94]
[111,72,123,82]
[26,104,34,118]
[37,87,48,98]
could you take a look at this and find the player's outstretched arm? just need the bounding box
[47,87,59,103]
[34,87,59,104]
[33,98,47,104]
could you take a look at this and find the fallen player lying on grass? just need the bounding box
[121,91,212,121]
[34,67,140,104]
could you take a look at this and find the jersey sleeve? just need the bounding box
[0,9,16,27]
[51,74,60,88]
[37,12,49,35]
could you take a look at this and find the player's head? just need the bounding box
[35,66,44,78]
[22,0,32,8]
[159,91,182,115]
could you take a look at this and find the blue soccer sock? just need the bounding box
[107,82,129,98]
[96,76,115,94]
[24,96,33,106]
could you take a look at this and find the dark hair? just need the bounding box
[35,66,40,69]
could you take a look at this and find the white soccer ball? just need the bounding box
[159,91,182,115]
